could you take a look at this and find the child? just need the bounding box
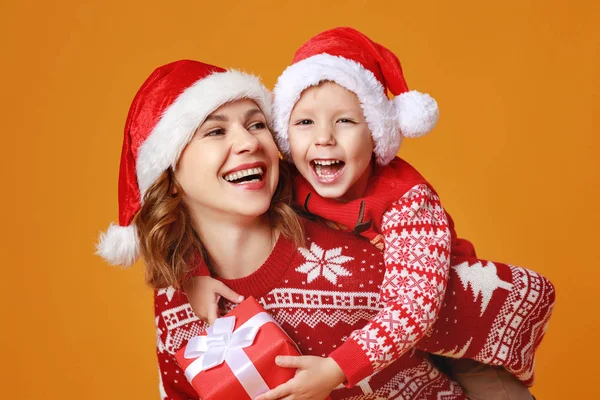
[190,28,555,399]
[268,27,554,398]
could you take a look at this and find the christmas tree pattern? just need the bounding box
[435,337,473,358]
[453,261,513,316]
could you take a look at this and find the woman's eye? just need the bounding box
[249,122,266,131]
[204,128,225,137]
[296,119,314,125]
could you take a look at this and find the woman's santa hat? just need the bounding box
[273,27,439,166]
[97,60,272,266]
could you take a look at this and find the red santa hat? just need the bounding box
[273,27,439,166]
[97,60,272,266]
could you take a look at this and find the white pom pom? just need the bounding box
[96,223,140,267]
[393,90,439,138]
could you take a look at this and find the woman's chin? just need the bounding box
[231,200,272,219]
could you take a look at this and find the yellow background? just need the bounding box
[1,0,597,398]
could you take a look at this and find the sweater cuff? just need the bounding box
[329,338,374,387]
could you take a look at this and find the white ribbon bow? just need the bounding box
[183,312,276,398]
[184,316,261,370]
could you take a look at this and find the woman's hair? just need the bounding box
[134,159,304,290]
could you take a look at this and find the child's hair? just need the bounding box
[134,159,304,290]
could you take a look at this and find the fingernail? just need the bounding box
[238,295,245,302]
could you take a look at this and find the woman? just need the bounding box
[97,59,466,399]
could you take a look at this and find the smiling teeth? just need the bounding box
[313,159,344,180]
[313,160,341,166]
[223,167,264,182]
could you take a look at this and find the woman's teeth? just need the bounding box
[223,167,264,182]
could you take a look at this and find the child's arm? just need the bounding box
[184,268,244,324]
[255,356,343,400]
[328,183,451,386]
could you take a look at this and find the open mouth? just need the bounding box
[223,167,265,185]
[310,159,345,182]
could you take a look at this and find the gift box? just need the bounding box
[175,296,300,399]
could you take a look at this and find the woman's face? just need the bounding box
[175,99,280,223]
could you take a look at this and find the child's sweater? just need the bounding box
[293,157,555,385]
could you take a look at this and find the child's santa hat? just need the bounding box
[97,60,272,266]
[273,27,439,166]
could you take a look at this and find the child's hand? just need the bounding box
[183,276,244,324]
[255,356,345,400]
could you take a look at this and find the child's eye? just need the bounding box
[296,119,314,125]
[248,122,267,131]
[337,118,356,124]
[204,128,225,137]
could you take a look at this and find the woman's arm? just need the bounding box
[155,291,199,400]
[156,348,198,400]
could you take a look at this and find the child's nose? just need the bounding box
[314,126,336,146]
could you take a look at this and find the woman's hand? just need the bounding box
[183,276,243,324]
[255,356,345,400]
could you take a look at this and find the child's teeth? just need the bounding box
[314,160,339,166]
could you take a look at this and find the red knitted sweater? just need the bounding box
[156,219,466,399]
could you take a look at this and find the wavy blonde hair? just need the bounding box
[134,160,303,289]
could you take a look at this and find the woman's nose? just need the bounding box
[231,126,261,154]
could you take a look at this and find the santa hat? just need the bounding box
[97,60,272,266]
[273,27,439,166]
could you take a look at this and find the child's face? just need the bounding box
[175,99,280,223]
[288,82,374,201]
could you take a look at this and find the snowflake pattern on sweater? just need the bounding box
[296,242,353,284]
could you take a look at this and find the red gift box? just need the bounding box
[175,296,300,399]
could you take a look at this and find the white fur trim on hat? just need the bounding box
[273,54,399,166]
[394,91,439,138]
[96,223,139,266]
[137,69,273,198]
[98,70,271,267]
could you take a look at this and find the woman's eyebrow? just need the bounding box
[205,108,262,122]
[244,108,263,119]
[205,113,227,122]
